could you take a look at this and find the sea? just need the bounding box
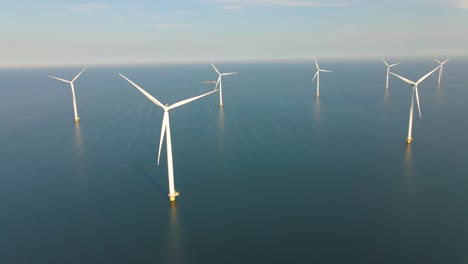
[1,59,468,263]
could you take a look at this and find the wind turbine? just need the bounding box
[434,58,451,85]
[381,59,400,89]
[48,68,86,123]
[209,61,237,107]
[390,65,441,144]
[311,58,332,97]
[119,73,218,202]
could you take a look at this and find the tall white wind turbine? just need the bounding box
[119,73,218,202]
[381,59,400,89]
[49,68,86,123]
[389,65,441,144]
[434,58,451,85]
[209,61,237,107]
[311,58,332,97]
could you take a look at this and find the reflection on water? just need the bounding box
[216,108,225,154]
[73,123,87,181]
[402,143,414,190]
[74,123,83,153]
[164,202,186,264]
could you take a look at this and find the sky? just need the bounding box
[1,0,467,67]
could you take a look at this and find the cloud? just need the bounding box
[168,9,198,16]
[209,0,350,7]
[221,5,242,9]
[68,3,109,13]
[154,24,194,28]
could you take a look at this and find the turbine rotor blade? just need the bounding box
[381,58,389,67]
[416,65,441,84]
[221,72,238,76]
[415,85,422,119]
[214,77,221,90]
[314,57,319,70]
[434,58,442,64]
[442,58,451,64]
[389,72,415,85]
[119,73,166,109]
[49,76,71,83]
[209,61,221,75]
[389,63,400,67]
[168,89,219,110]
[311,71,318,82]
[157,113,168,165]
[320,70,332,73]
[71,67,87,82]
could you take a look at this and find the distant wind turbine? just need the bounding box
[209,61,237,107]
[390,65,441,144]
[434,58,451,85]
[381,59,400,89]
[119,73,218,202]
[311,58,332,97]
[48,68,86,123]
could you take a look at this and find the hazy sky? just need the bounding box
[1,0,467,66]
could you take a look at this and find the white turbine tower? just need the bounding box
[209,61,237,107]
[48,68,86,123]
[381,59,400,89]
[119,73,218,202]
[390,65,441,144]
[434,58,451,85]
[311,58,332,97]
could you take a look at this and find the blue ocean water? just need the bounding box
[1,59,468,263]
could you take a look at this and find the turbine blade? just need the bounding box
[389,72,415,85]
[169,89,219,110]
[389,63,400,67]
[416,65,441,84]
[311,71,318,82]
[434,58,442,64]
[49,76,71,83]
[209,61,221,75]
[214,77,221,90]
[71,67,86,82]
[381,58,389,67]
[415,86,422,119]
[442,58,451,64]
[221,72,238,76]
[320,70,332,73]
[157,113,168,165]
[119,73,165,109]
[314,57,319,70]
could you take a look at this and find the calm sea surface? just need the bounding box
[1,59,468,263]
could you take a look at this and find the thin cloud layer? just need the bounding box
[154,24,194,28]
[210,0,350,7]
[68,3,109,13]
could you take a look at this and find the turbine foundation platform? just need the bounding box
[75,118,80,123]
[169,191,180,202]
[219,104,223,108]
[406,138,413,144]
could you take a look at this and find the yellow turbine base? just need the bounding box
[220,104,224,108]
[75,118,80,123]
[169,192,180,202]
[406,138,413,144]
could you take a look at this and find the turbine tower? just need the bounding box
[434,58,451,85]
[119,73,218,202]
[48,68,86,123]
[390,65,441,144]
[312,58,332,97]
[209,61,237,107]
[381,59,400,89]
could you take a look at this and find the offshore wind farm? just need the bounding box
[2,0,468,263]
[1,59,468,263]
